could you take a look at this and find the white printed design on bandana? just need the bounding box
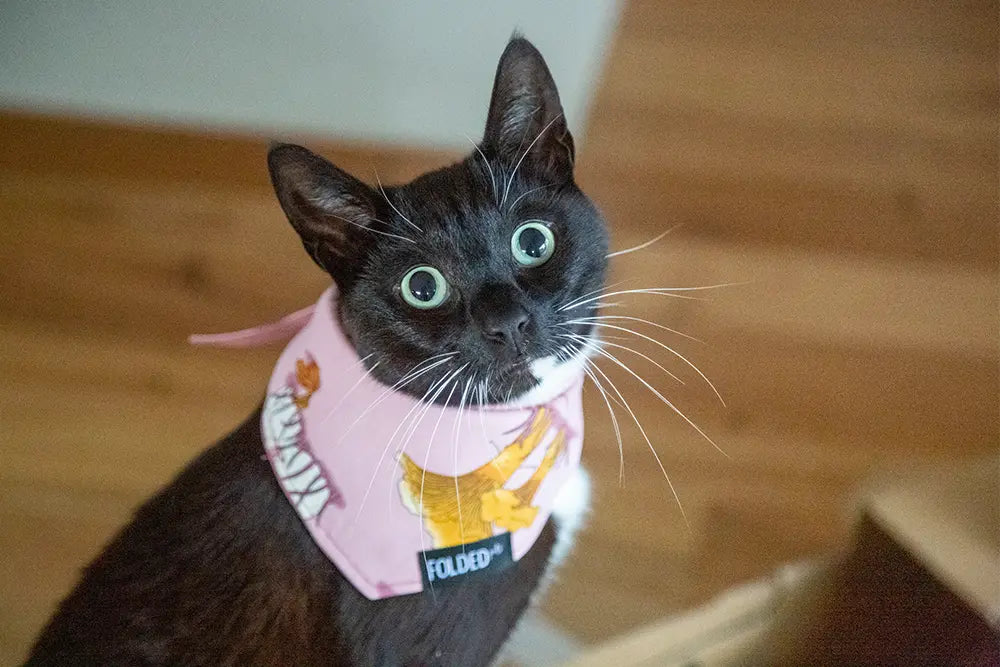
[262,356,343,520]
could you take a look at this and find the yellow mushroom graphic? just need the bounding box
[398,408,567,548]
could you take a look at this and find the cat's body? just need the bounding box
[28,37,607,666]
[29,409,580,666]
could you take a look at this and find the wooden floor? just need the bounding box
[1,1,997,662]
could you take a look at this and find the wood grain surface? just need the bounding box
[1,1,997,662]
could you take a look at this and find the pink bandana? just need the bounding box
[191,288,584,599]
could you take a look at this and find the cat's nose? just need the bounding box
[473,284,532,355]
[482,307,531,352]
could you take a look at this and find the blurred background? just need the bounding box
[1,1,997,664]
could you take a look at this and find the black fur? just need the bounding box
[27,36,607,666]
[28,411,556,666]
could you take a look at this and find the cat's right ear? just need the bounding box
[268,143,376,285]
[482,37,575,182]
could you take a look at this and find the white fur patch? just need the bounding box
[507,353,590,409]
[549,467,591,569]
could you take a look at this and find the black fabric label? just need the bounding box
[418,533,514,589]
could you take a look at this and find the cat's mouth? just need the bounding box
[473,356,539,402]
[494,357,534,382]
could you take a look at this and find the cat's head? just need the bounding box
[268,37,608,405]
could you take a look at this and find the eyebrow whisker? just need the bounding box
[374,169,423,233]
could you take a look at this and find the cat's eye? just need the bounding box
[400,266,449,309]
[511,221,555,267]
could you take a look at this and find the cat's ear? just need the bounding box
[268,143,376,284]
[483,36,575,181]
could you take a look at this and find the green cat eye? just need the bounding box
[400,265,449,309]
[511,221,555,267]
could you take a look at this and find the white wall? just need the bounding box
[0,1,621,148]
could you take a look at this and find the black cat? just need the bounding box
[27,36,609,667]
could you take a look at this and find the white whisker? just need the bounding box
[329,352,455,434]
[319,206,417,244]
[395,364,466,460]
[555,280,629,313]
[560,288,699,312]
[586,341,728,459]
[381,368,456,516]
[574,322,725,407]
[318,357,381,423]
[506,183,552,213]
[452,375,475,550]
[501,113,564,207]
[560,283,747,313]
[355,367,453,520]
[605,225,682,259]
[464,135,498,205]
[563,341,624,483]
[418,369,465,598]
[566,315,702,344]
[374,169,422,233]
[559,332,685,386]
[578,348,689,528]
[477,374,502,454]
[582,363,625,484]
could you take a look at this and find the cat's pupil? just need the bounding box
[518,227,548,259]
[408,270,437,302]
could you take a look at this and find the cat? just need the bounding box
[26,35,608,666]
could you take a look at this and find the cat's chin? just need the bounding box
[502,353,588,409]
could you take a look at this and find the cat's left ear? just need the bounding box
[482,36,575,181]
[268,143,376,286]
